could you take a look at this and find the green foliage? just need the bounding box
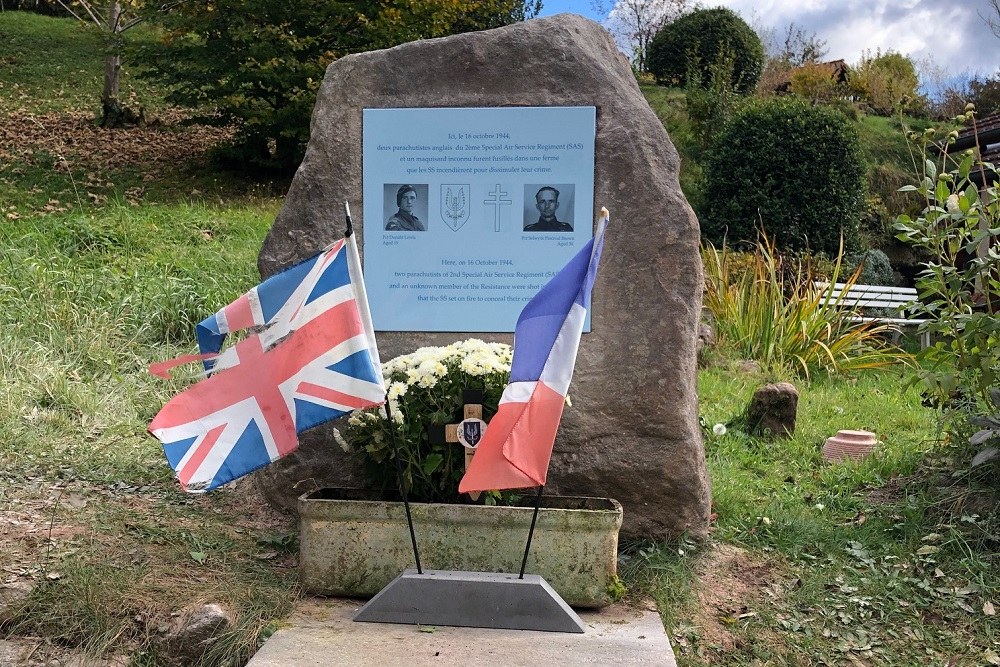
[844,248,894,286]
[683,51,743,150]
[135,0,536,171]
[849,50,920,116]
[894,111,1000,439]
[701,235,910,378]
[702,98,866,255]
[969,72,1000,116]
[343,339,517,503]
[647,7,764,95]
[969,388,1000,469]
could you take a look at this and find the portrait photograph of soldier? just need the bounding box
[383,184,428,232]
[522,184,574,232]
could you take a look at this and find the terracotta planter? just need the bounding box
[822,429,878,462]
[298,488,623,608]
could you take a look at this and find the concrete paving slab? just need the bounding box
[248,597,676,666]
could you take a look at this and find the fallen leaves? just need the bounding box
[0,109,233,212]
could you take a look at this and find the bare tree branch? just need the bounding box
[51,0,94,26]
[598,0,690,72]
[982,0,1000,38]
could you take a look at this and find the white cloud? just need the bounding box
[704,0,999,79]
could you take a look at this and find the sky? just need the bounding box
[537,0,1000,88]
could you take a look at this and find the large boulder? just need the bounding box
[257,14,710,539]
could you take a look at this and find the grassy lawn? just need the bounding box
[1,11,998,667]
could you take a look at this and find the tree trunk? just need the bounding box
[100,0,126,127]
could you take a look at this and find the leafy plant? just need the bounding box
[893,106,1000,421]
[341,339,514,503]
[647,7,764,94]
[702,97,866,256]
[969,388,1000,468]
[702,235,910,377]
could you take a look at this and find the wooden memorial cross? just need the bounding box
[427,389,487,500]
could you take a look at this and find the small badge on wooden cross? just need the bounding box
[427,389,488,501]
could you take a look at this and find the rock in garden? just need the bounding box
[697,320,716,360]
[745,382,799,438]
[257,14,711,539]
[157,603,233,667]
[0,580,32,624]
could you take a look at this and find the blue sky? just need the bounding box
[537,1,1000,84]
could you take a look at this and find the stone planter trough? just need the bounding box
[299,488,623,608]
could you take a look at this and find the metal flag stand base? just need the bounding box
[353,569,586,633]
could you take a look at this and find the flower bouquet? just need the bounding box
[338,338,512,503]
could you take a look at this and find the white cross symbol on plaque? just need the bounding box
[483,184,512,232]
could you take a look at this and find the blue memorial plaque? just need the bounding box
[363,107,596,332]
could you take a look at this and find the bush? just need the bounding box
[789,62,846,104]
[647,8,764,95]
[849,50,920,116]
[844,249,893,286]
[340,339,513,504]
[702,98,866,256]
[136,0,538,172]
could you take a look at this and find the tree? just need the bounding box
[51,0,160,127]
[594,0,690,73]
[137,0,539,171]
[646,7,764,94]
[849,50,920,116]
[702,98,866,255]
[970,72,1000,116]
[775,22,827,68]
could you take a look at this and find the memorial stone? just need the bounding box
[256,14,711,539]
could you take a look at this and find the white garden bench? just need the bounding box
[818,282,931,349]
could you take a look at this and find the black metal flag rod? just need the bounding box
[383,402,422,574]
[345,202,421,574]
[519,484,545,579]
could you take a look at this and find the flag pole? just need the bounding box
[345,202,421,575]
[518,484,545,579]
[383,402,422,574]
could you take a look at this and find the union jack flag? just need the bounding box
[149,233,386,492]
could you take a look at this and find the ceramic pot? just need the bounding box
[822,429,878,462]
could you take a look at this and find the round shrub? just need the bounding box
[647,8,764,94]
[845,249,894,286]
[702,98,866,256]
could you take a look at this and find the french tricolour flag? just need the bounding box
[459,208,609,493]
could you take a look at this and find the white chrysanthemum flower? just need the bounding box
[460,357,484,376]
[388,382,407,400]
[713,423,727,436]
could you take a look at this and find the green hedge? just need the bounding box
[647,8,764,95]
[702,98,866,255]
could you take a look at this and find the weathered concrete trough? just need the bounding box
[299,489,623,608]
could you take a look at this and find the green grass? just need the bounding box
[619,361,1000,666]
[0,12,163,115]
